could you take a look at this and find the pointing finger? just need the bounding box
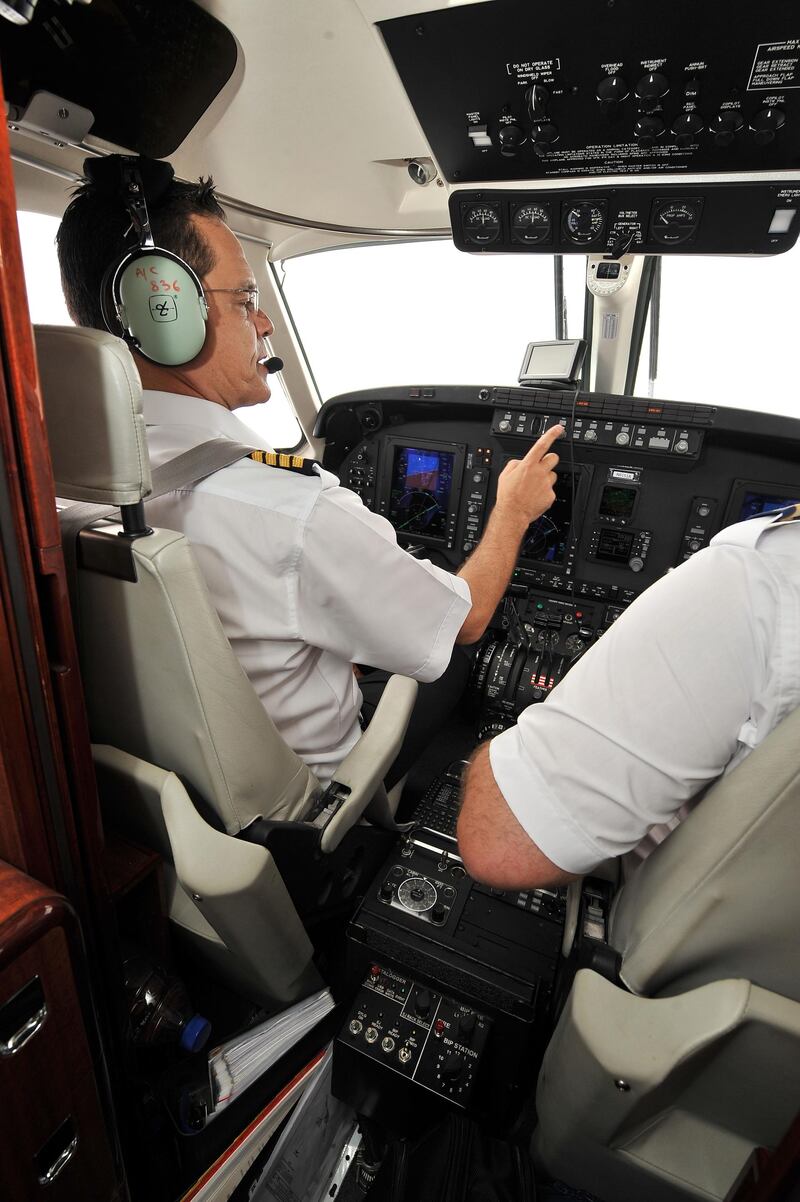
[525,423,565,460]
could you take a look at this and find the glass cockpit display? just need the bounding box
[388,445,456,543]
[519,473,574,565]
[737,488,800,521]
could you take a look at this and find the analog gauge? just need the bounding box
[535,628,560,649]
[563,201,607,245]
[397,877,438,913]
[462,203,501,246]
[511,203,552,245]
[650,198,703,245]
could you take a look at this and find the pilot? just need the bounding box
[458,502,800,887]
[56,156,564,787]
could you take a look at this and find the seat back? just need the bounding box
[36,323,319,836]
[611,702,800,1001]
[534,699,800,1202]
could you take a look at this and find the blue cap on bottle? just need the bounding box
[180,1013,211,1054]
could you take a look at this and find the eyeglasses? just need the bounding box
[204,286,260,315]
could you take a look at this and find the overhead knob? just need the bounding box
[431,903,446,923]
[671,111,704,146]
[596,73,629,117]
[441,1053,465,1081]
[531,121,559,153]
[635,72,669,110]
[712,110,743,146]
[379,880,393,901]
[751,107,785,146]
[526,83,550,120]
[634,114,664,147]
[497,122,526,157]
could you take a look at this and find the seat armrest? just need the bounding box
[319,674,418,852]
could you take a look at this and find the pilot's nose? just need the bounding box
[256,309,274,338]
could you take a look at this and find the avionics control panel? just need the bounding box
[318,385,800,735]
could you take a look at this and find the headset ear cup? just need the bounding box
[115,250,208,366]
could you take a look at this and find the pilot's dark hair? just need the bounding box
[56,166,226,331]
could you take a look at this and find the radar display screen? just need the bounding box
[738,489,800,521]
[599,485,637,519]
[519,473,574,565]
[388,445,455,543]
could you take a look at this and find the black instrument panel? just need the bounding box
[318,385,800,732]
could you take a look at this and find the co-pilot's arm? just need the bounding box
[457,743,579,891]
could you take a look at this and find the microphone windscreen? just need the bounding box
[265,356,284,373]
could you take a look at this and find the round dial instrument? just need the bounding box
[651,198,702,244]
[462,204,501,246]
[397,877,438,913]
[563,202,606,245]
[511,203,552,244]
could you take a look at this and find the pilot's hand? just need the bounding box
[495,423,564,526]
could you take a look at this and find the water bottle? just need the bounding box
[123,954,211,1053]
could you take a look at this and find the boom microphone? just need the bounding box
[263,356,284,373]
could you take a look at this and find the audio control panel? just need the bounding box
[336,964,491,1109]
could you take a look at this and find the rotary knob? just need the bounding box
[379,880,393,901]
[414,988,432,1017]
[629,556,645,572]
[596,73,629,116]
[497,419,511,432]
[459,1013,477,1040]
[584,429,598,442]
[497,122,526,157]
[431,903,446,923]
[671,112,705,146]
[531,121,559,154]
[750,107,785,146]
[634,114,664,147]
[712,111,743,147]
[526,83,551,120]
[635,72,669,110]
[615,431,631,446]
[441,1053,465,1081]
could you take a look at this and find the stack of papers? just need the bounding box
[208,987,335,1116]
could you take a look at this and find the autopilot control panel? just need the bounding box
[317,384,800,738]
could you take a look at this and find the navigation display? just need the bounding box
[388,445,456,543]
[519,473,574,565]
[738,489,800,521]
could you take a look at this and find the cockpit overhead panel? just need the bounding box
[379,0,800,185]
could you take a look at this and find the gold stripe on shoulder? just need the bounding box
[247,450,319,476]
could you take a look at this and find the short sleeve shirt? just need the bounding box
[489,512,800,874]
[141,392,471,784]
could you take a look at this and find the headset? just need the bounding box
[93,155,210,366]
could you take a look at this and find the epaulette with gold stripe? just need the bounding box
[248,450,319,476]
[771,502,800,524]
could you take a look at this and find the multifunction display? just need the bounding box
[388,445,456,543]
[737,488,800,520]
[520,473,574,565]
[379,439,466,551]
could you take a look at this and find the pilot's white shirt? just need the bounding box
[141,391,471,784]
[490,511,800,874]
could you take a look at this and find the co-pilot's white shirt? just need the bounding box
[142,392,471,784]
[490,510,800,874]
